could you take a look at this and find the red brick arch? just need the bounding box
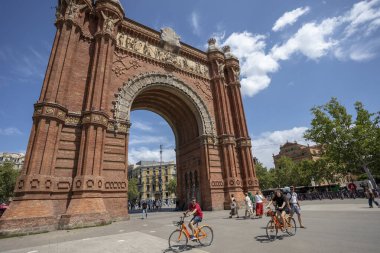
[0,0,259,235]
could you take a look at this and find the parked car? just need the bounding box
[0,203,9,217]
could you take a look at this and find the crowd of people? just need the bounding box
[229,187,306,229]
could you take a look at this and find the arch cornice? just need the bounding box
[113,72,216,136]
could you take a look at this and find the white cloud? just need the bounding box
[222,32,279,96]
[251,127,312,168]
[0,127,23,136]
[190,11,201,36]
[129,147,176,164]
[131,121,153,132]
[129,135,168,145]
[272,6,310,32]
[342,0,380,38]
[213,0,380,97]
[271,18,339,61]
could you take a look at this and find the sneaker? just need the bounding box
[190,236,197,241]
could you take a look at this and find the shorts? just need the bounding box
[191,216,203,224]
[291,204,301,215]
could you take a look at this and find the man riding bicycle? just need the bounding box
[266,189,289,231]
[184,197,203,241]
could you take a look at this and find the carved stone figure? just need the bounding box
[216,60,225,77]
[65,0,87,20]
[117,33,126,47]
[143,41,155,57]
[232,67,240,81]
[55,0,64,21]
[101,11,119,34]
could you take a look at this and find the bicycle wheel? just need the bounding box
[168,229,188,251]
[286,218,297,236]
[266,220,277,241]
[197,225,214,246]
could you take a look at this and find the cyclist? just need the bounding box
[185,197,203,241]
[266,189,288,231]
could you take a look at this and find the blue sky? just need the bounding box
[0,0,379,168]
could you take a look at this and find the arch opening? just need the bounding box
[116,73,215,209]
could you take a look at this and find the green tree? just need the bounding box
[128,178,139,201]
[304,98,380,187]
[167,178,177,196]
[0,162,20,202]
[255,161,275,190]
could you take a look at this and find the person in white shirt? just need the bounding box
[289,186,305,228]
[244,192,254,218]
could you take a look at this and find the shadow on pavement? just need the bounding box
[255,233,291,243]
[162,244,208,253]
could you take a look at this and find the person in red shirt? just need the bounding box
[185,197,203,240]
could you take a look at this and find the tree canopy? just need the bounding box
[128,178,139,201]
[0,162,20,202]
[304,98,380,183]
[167,178,177,196]
[256,98,380,190]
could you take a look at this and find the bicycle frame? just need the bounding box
[267,209,291,229]
[267,209,282,229]
[174,215,208,240]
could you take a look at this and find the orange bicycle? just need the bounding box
[168,214,214,250]
[266,208,296,241]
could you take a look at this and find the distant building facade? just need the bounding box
[273,142,321,168]
[128,161,176,202]
[0,153,25,170]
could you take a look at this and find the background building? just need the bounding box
[273,142,321,168]
[128,161,176,203]
[0,153,25,170]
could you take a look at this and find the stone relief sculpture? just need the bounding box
[115,31,209,78]
[65,0,87,20]
[101,11,119,34]
[160,27,181,53]
[117,33,126,48]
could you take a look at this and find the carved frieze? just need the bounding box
[236,138,252,147]
[107,121,130,134]
[218,135,236,145]
[115,32,209,78]
[33,103,68,123]
[82,112,109,127]
[65,115,81,126]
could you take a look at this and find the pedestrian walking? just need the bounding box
[288,186,306,228]
[142,201,148,219]
[244,192,254,218]
[255,191,264,218]
[248,192,256,216]
[365,186,380,208]
[229,194,239,218]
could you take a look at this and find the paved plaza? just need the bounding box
[0,199,379,253]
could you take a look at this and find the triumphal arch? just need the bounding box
[0,0,259,234]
